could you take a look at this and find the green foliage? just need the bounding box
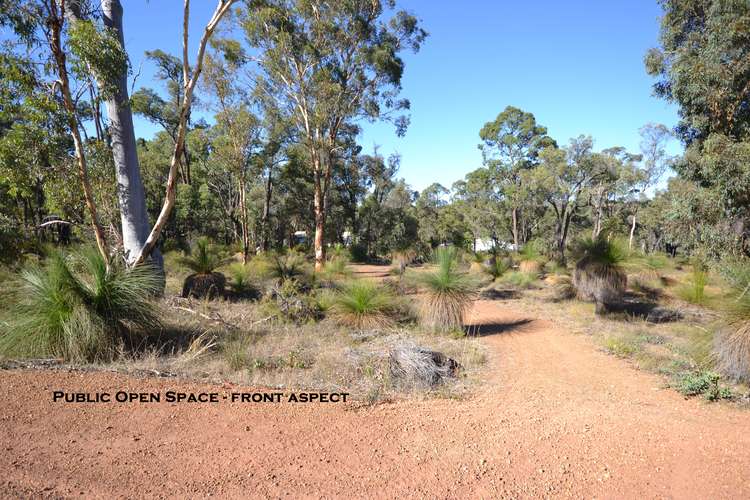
[676,262,708,305]
[714,259,750,382]
[226,262,258,297]
[485,258,510,280]
[414,247,479,331]
[67,20,128,99]
[0,249,161,361]
[500,271,538,289]
[674,371,732,401]
[269,251,307,283]
[573,237,628,267]
[330,280,395,330]
[177,238,229,275]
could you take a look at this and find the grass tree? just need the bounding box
[715,260,750,382]
[572,237,627,315]
[178,238,231,299]
[331,280,395,330]
[0,249,161,362]
[415,247,479,332]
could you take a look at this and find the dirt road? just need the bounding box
[2,300,749,498]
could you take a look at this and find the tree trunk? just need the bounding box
[49,3,108,262]
[99,0,162,269]
[261,166,273,252]
[238,174,249,264]
[629,213,637,251]
[313,167,326,271]
[511,207,519,250]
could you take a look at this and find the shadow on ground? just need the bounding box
[465,318,534,337]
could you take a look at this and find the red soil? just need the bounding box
[2,299,749,498]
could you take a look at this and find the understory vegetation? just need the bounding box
[1,0,750,406]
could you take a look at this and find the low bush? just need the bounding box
[674,371,732,401]
[676,262,708,305]
[330,280,395,330]
[500,270,538,289]
[0,248,161,362]
[226,262,260,299]
[269,251,308,284]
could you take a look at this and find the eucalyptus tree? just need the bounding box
[627,123,671,248]
[452,168,507,251]
[203,42,263,262]
[64,0,160,267]
[535,136,611,265]
[132,0,237,266]
[479,106,556,248]
[244,0,427,270]
[0,0,130,261]
[646,0,750,251]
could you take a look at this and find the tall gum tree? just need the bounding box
[67,0,158,267]
[132,0,237,266]
[244,0,427,270]
[478,106,556,249]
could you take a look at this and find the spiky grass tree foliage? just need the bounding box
[0,249,161,362]
[415,247,479,331]
[715,260,750,382]
[331,280,395,330]
[573,237,627,315]
[179,238,230,299]
[178,237,229,274]
[226,262,259,299]
[269,251,307,284]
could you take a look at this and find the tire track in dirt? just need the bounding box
[1,299,749,498]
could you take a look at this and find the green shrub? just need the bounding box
[675,371,732,401]
[330,280,395,330]
[349,243,368,263]
[676,262,708,305]
[500,271,538,289]
[0,248,161,362]
[485,258,510,280]
[226,262,259,298]
[269,251,307,283]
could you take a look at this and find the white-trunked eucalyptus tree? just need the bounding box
[244,0,427,270]
[131,0,237,267]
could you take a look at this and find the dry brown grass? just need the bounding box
[519,260,542,276]
[101,295,486,402]
[716,321,750,383]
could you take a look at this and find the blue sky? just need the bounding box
[123,0,680,191]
